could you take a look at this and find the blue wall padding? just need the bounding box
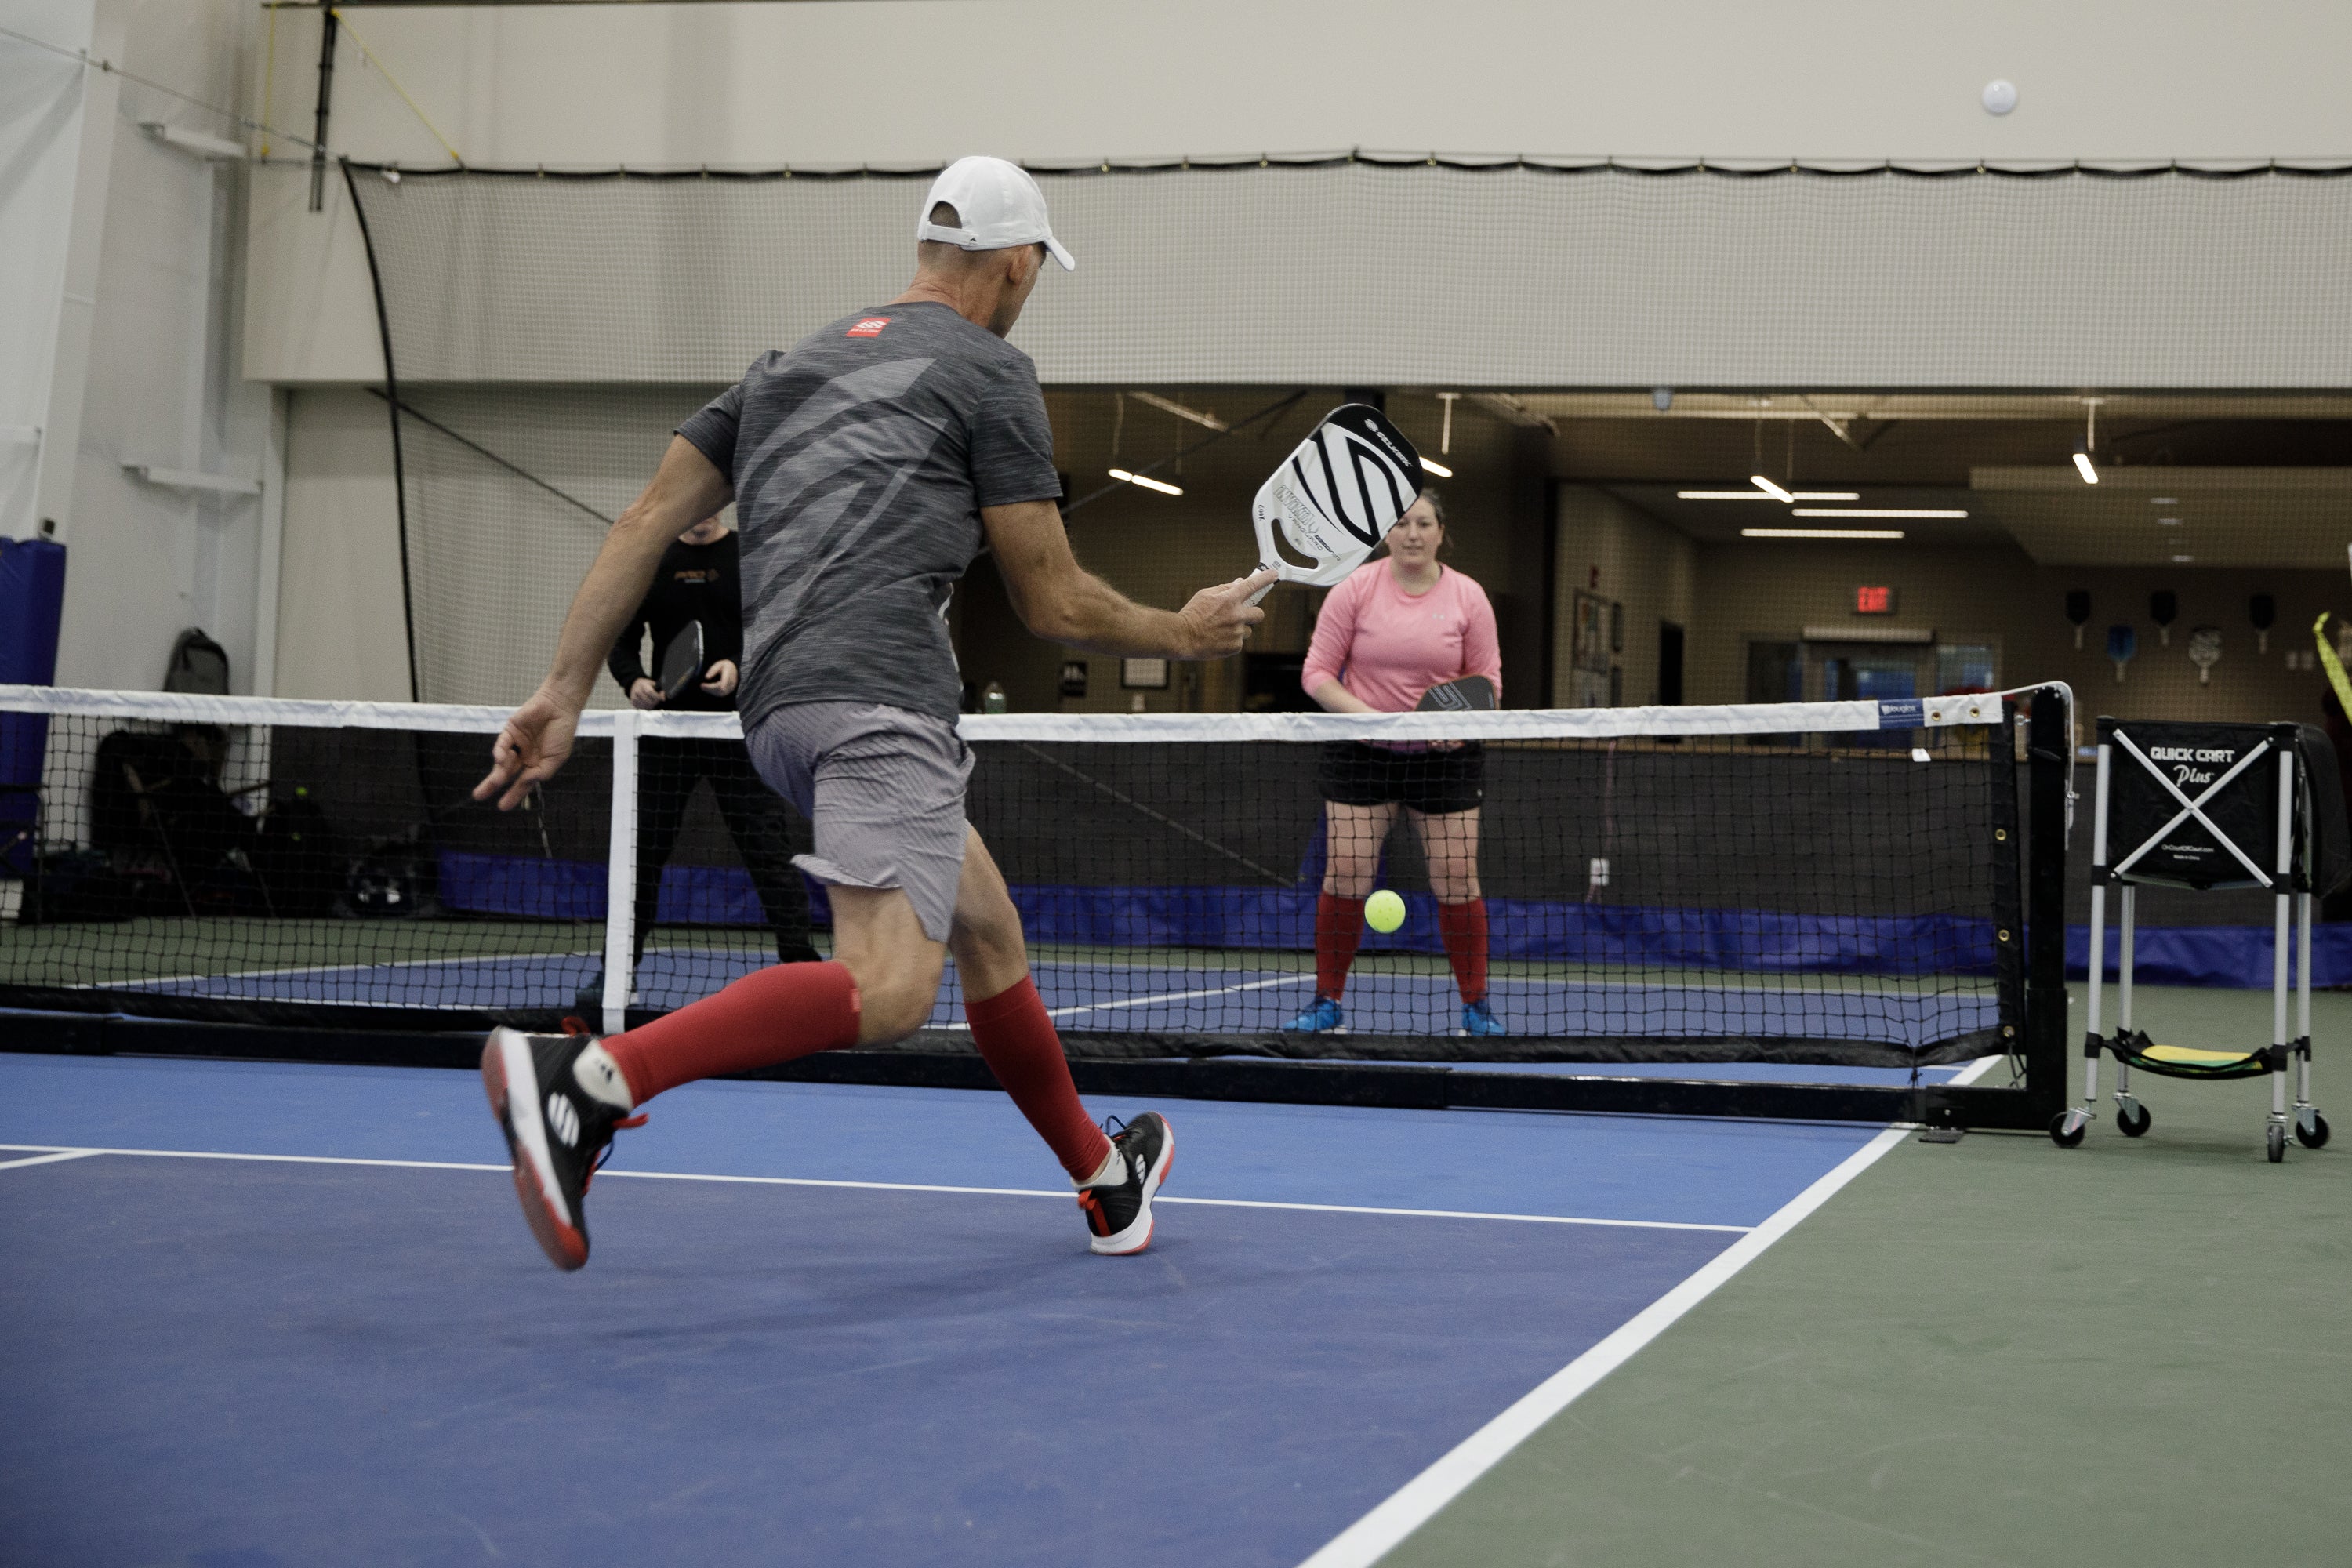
[0,539,67,875]
[437,849,820,927]
[0,539,66,685]
[434,850,1993,976]
[435,851,2352,987]
[2066,920,2352,988]
[1007,886,1997,976]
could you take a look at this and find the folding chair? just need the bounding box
[2054,718,2346,1160]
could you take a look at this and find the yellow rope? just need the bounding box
[2316,613,2352,719]
[331,7,464,165]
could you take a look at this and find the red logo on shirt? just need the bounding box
[846,317,891,337]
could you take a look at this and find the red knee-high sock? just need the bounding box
[603,960,861,1105]
[965,976,1112,1181]
[1316,893,1367,1002]
[1439,899,1490,1005]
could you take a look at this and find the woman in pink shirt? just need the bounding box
[1287,489,1504,1036]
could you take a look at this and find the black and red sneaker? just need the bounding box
[1078,1112,1174,1256]
[481,1026,643,1271]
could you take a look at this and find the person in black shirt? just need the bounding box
[604,512,819,992]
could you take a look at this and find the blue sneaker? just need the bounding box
[1282,996,1347,1034]
[1457,999,1506,1037]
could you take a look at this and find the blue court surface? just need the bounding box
[0,1053,1904,1567]
[125,947,1998,1048]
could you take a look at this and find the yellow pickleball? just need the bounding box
[1365,889,1406,933]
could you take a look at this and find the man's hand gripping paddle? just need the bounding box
[1250,404,1427,604]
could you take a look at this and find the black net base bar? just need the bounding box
[0,684,2072,1126]
[0,1008,2042,1131]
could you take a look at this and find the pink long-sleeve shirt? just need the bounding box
[1301,561,1502,713]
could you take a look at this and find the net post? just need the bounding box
[602,710,640,1036]
[2022,689,2071,1122]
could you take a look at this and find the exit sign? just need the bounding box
[1854,585,1897,615]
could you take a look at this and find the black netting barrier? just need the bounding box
[1,688,2031,1069]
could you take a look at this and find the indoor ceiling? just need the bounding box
[1041,386,2352,571]
[1480,391,2352,425]
[1970,466,2352,568]
[1599,485,2014,548]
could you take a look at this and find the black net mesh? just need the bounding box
[1,698,611,1032]
[0,691,2026,1069]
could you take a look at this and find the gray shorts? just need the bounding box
[744,702,972,942]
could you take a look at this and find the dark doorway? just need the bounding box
[1657,622,1685,706]
[1244,652,1314,711]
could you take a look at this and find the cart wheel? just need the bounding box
[2267,1123,2287,1163]
[2116,1102,2152,1138]
[2050,1112,2086,1149]
[2296,1112,2331,1150]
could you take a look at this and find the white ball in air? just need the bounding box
[1981,79,2018,115]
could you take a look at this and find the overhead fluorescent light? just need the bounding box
[1108,467,1182,497]
[1791,507,1968,520]
[1420,458,1454,479]
[2172,554,2194,563]
[1743,528,1904,539]
[2073,449,2099,484]
[2151,496,2177,505]
[1125,391,1228,431]
[2158,517,2182,526]
[1676,490,1859,501]
[1748,475,1795,503]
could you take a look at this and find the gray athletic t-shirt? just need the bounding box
[676,302,1061,726]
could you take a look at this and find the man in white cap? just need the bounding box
[473,156,1274,1271]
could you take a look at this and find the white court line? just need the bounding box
[1944,1053,2004,1088]
[1045,972,1314,1020]
[0,1148,104,1171]
[0,1145,1746,1232]
[925,971,1314,1029]
[99,949,602,994]
[1294,1123,1912,1568]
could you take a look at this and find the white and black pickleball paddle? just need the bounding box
[1250,404,1425,604]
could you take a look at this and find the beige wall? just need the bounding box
[273,387,410,700]
[1554,487,1698,709]
[250,2,2352,172]
[238,2,2352,388]
[1683,536,2347,731]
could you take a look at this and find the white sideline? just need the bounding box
[0,1148,104,1171]
[0,1145,1750,1232]
[1047,971,1312,1019]
[1294,1122,1914,1568]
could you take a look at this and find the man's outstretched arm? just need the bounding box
[982,499,1272,659]
[476,437,731,808]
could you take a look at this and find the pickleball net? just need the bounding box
[0,685,2035,1071]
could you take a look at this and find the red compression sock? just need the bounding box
[1316,894,1367,1001]
[602,960,861,1105]
[1439,899,1490,1005]
[965,976,1111,1181]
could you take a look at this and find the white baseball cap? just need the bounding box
[916,156,1076,271]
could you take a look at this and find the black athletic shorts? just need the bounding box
[1316,741,1485,815]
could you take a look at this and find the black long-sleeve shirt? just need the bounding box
[608,532,746,713]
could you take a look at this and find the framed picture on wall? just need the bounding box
[1572,592,1612,675]
[1120,656,1170,690]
